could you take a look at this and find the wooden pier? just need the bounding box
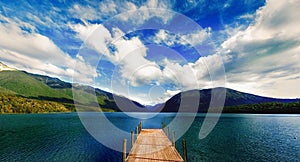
[123,122,187,162]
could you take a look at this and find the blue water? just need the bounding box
[0,113,299,161]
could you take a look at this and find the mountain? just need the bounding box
[0,70,71,99]
[157,87,300,113]
[26,72,145,112]
[25,72,72,89]
[0,62,299,113]
[0,62,16,71]
[0,62,146,113]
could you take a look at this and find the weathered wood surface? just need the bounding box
[126,129,183,162]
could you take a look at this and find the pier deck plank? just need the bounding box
[126,129,183,162]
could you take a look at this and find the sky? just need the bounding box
[0,0,300,105]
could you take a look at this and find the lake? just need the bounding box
[0,113,299,161]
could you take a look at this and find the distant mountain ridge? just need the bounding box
[25,72,72,89]
[0,62,299,113]
[0,62,16,71]
[156,88,300,113]
[0,62,145,112]
[26,71,145,112]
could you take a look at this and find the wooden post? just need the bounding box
[166,127,169,137]
[140,121,142,130]
[182,139,187,162]
[123,139,127,162]
[161,122,166,134]
[131,131,134,147]
[139,122,142,133]
[136,126,139,135]
[172,131,175,147]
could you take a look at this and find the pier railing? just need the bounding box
[123,122,188,162]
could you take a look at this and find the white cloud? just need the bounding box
[0,15,97,83]
[238,13,255,20]
[68,22,99,40]
[69,0,174,28]
[153,28,211,47]
[70,20,218,93]
[114,35,163,86]
[118,0,174,25]
[161,59,198,89]
[220,0,300,98]
[67,0,300,104]
[153,30,178,46]
[26,13,46,26]
[68,4,98,22]
[222,1,300,49]
[165,89,180,97]
[181,27,212,46]
[99,0,117,15]
[69,23,114,62]
[0,17,66,64]
[70,20,223,103]
[70,22,163,86]
[192,54,225,85]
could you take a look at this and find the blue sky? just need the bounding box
[0,0,300,105]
